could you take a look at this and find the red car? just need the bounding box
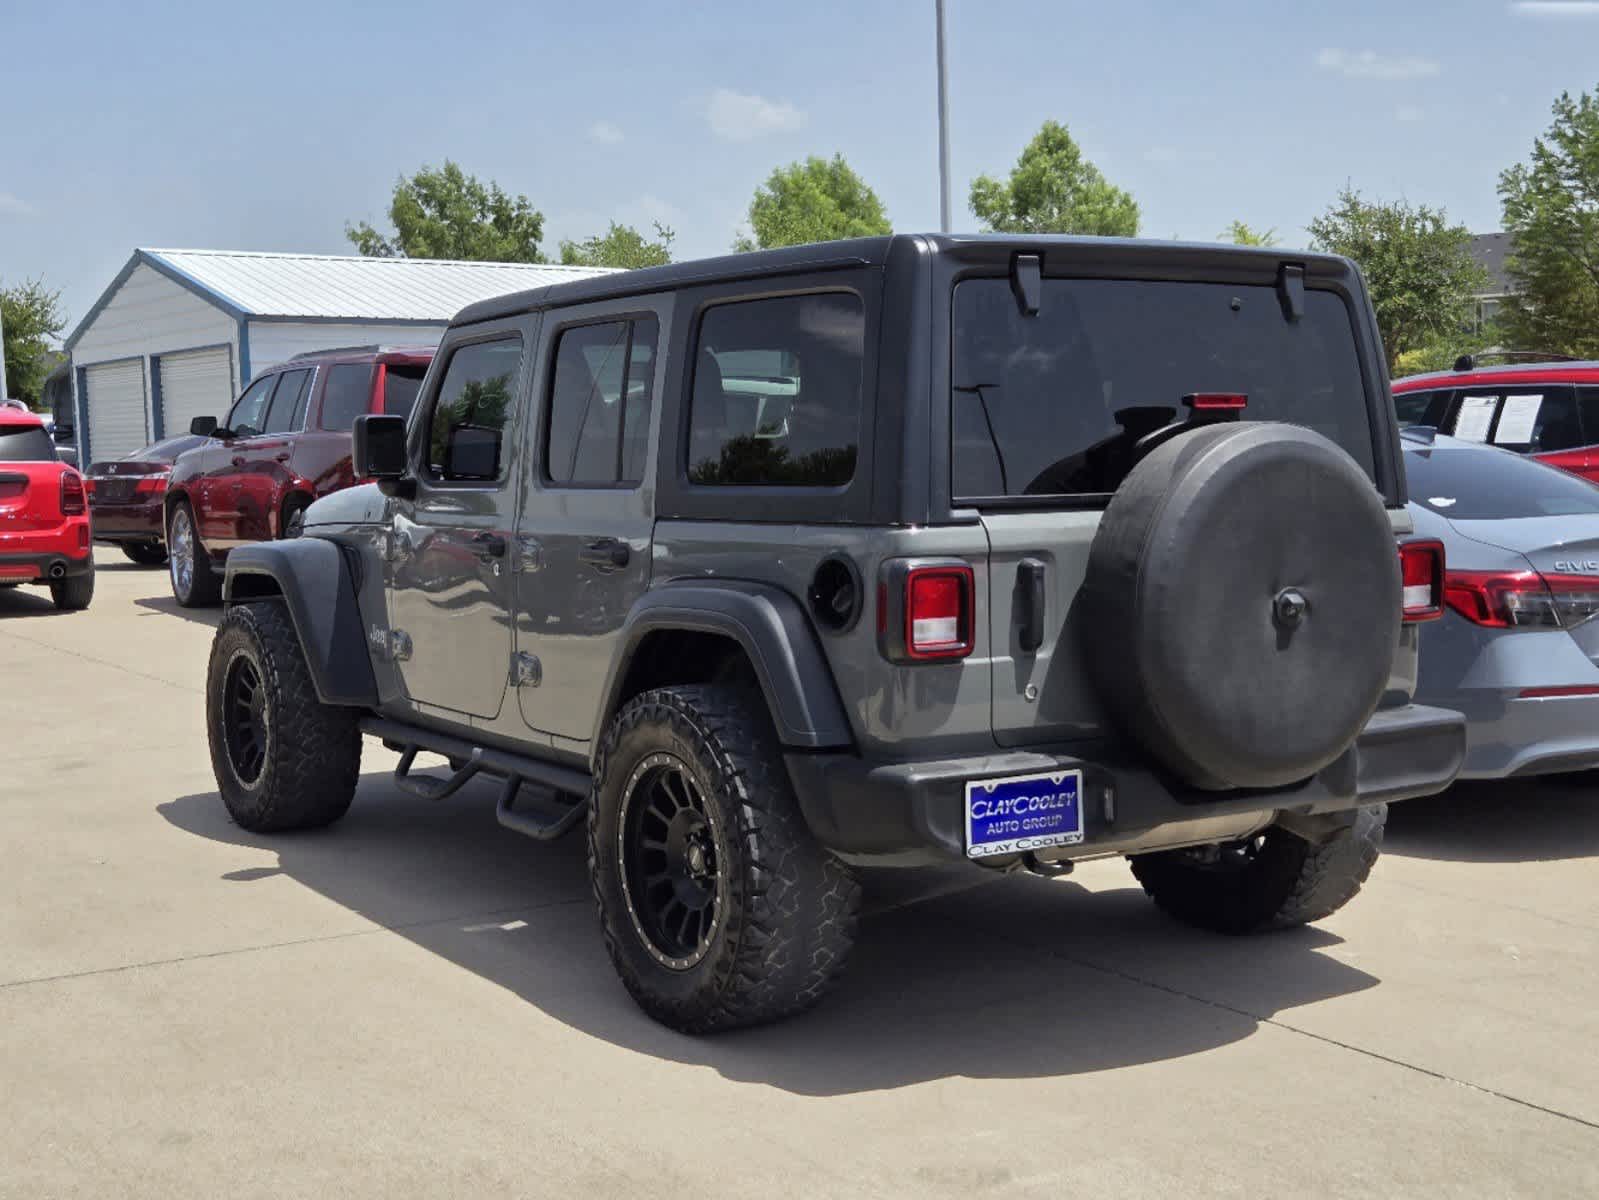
[165,345,432,606]
[0,404,94,610]
[1392,359,1599,482]
[85,433,210,566]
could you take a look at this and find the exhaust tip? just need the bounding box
[48,562,66,579]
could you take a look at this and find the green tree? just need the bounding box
[1,278,67,406]
[1307,187,1487,372]
[1498,86,1599,357]
[1222,221,1279,246]
[347,161,546,262]
[968,120,1139,236]
[733,154,891,251]
[559,221,675,269]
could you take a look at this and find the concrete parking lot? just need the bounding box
[3,548,1598,1198]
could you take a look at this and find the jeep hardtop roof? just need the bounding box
[451,234,1365,328]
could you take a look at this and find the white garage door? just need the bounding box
[85,359,148,463]
[159,347,234,440]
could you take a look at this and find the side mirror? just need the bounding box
[353,413,409,481]
[190,415,218,436]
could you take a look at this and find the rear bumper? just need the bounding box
[1451,691,1599,779]
[0,548,94,582]
[787,703,1466,867]
[89,499,165,542]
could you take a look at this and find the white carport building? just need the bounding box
[65,249,599,462]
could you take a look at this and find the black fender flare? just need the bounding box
[223,539,378,708]
[596,581,854,751]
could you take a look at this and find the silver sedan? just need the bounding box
[1408,430,1599,778]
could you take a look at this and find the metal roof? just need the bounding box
[66,248,614,348]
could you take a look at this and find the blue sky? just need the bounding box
[3,0,1599,330]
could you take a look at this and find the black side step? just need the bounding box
[360,717,591,842]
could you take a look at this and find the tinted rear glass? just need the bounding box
[951,279,1375,499]
[384,364,427,419]
[0,427,55,462]
[321,364,372,431]
[1407,444,1599,519]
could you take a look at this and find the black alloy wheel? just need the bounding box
[221,651,269,785]
[618,752,723,969]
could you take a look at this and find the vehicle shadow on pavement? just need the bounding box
[159,774,1380,1095]
[0,588,65,618]
[134,595,223,628]
[1385,776,1599,863]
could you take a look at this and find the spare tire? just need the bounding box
[1081,421,1399,791]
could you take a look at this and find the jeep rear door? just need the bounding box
[512,301,665,748]
[386,329,527,720]
[953,273,1382,748]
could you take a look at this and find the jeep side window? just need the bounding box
[226,376,276,438]
[545,316,659,486]
[425,337,524,482]
[687,292,864,487]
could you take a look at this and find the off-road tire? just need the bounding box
[121,541,168,566]
[50,570,95,611]
[588,684,861,1033]
[1128,804,1387,934]
[206,600,361,832]
[169,500,221,607]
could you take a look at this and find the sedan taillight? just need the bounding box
[1445,569,1599,629]
[134,472,169,495]
[60,471,86,516]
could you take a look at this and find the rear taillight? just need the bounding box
[82,476,97,497]
[60,471,86,516]
[1444,569,1599,629]
[907,568,973,659]
[878,560,976,663]
[133,471,169,495]
[1399,540,1444,622]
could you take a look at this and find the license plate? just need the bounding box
[96,479,135,503]
[965,769,1085,859]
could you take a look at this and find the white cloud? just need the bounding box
[1315,48,1441,81]
[1143,146,1219,165]
[0,192,34,218]
[705,88,807,142]
[1396,104,1426,123]
[1511,1,1599,16]
[588,120,624,145]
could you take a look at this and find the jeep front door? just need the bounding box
[513,309,662,746]
[387,331,528,720]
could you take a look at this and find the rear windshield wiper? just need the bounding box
[954,383,1010,496]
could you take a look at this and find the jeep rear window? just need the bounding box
[0,427,55,461]
[951,278,1375,501]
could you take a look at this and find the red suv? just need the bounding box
[1392,359,1599,481]
[0,404,94,610]
[165,346,432,606]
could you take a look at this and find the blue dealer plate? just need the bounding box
[964,769,1085,859]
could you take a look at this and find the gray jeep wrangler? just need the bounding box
[204,235,1466,1033]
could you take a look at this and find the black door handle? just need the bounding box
[1016,558,1046,653]
[580,537,630,569]
[472,531,507,560]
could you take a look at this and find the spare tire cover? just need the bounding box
[1081,421,1400,791]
